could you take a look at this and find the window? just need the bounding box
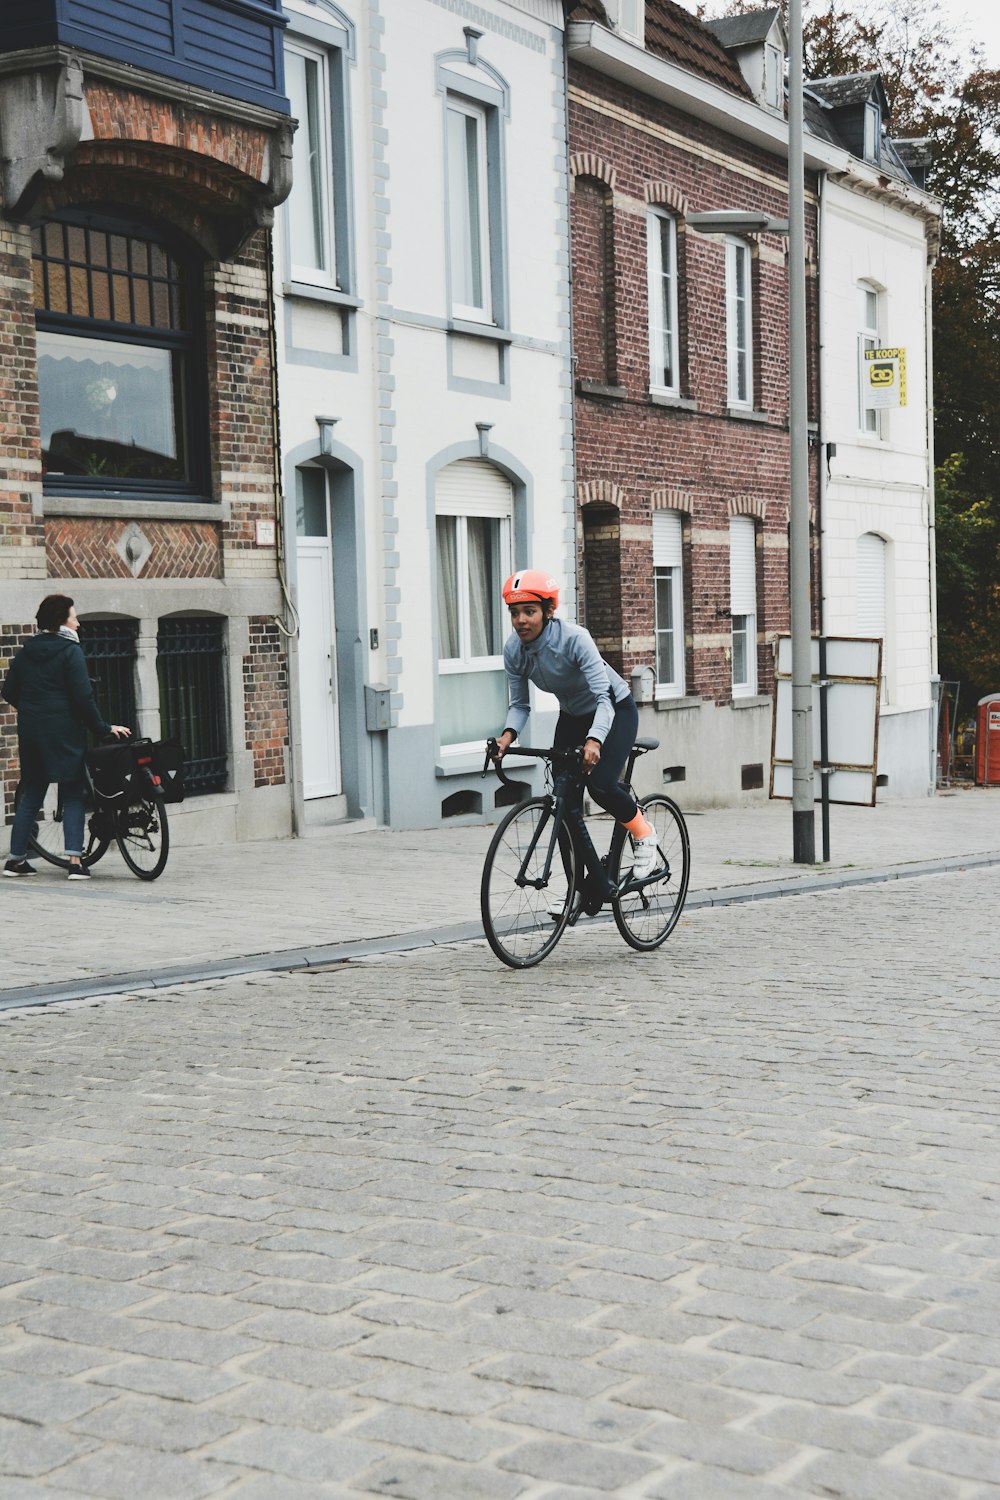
[285,39,337,288]
[647,211,679,395]
[653,510,685,696]
[725,238,753,408]
[33,214,206,498]
[436,460,512,749]
[80,619,138,740]
[858,282,882,436]
[765,44,782,109]
[857,532,889,702]
[864,102,880,164]
[446,98,493,322]
[730,516,757,696]
[156,617,228,793]
[616,0,644,41]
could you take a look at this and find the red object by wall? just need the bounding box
[975,696,1000,785]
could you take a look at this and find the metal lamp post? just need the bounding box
[687,0,816,864]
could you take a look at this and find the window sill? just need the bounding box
[577,379,626,400]
[654,694,701,712]
[648,391,697,411]
[449,318,513,345]
[435,752,534,778]
[731,693,771,709]
[283,281,362,310]
[726,407,769,424]
[43,495,225,521]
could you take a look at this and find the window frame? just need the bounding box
[285,35,338,290]
[445,95,495,325]
[647,209,680,397]
[436,510,511,753]
[729,516,758,697]
[616,0,644,43]
[765,43,782,108]
[857,282,883,437]
[32,209,210,502]
[725,237,754,409]
[863,102,881,164]
[652,509,685,698]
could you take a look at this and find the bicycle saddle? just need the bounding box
[633,737,659,754]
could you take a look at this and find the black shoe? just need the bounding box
[3,859,37,877]
[67,862,92,881]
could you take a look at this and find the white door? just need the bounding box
[297,538,341,798]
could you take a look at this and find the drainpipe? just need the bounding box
[264,229,304,836]
[925,238,939,792]
[816,171,830,638]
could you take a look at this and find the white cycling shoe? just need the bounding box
[630,831,660,881]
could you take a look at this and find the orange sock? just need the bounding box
[623,810,652,839]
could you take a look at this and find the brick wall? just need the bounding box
[44,520,221,578]
[569,64,820,706]
[243,618,288,788]
[0,224,44,575]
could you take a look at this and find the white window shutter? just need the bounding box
[435,459,512,518]
[857,533,886,635]
[653,509,683,568]
[729,516,756,615]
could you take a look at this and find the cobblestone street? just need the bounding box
[2,867,999,1499]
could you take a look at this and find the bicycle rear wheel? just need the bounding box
[481,798,577,968]
[15,782,111,870]
[115,794,169,880]
[612,794,690,951]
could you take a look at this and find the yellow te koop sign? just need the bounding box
[863,347,907,409]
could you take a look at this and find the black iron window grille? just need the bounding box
[82,618,138,737]
[156,617,228,794]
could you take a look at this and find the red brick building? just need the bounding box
[0,2,296,845]
[566,0,820,804]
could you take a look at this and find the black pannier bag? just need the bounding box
[150,738,185,803]
[86,740,141,807]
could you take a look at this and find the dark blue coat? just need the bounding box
[2,633,111,784]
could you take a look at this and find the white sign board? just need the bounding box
[863,347,906,410]
[770,636,882,807]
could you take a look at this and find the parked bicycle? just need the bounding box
[14,736,178,881]
[480,735,690,968]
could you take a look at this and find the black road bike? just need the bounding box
[14,738,170,881]
[480,736,690,968]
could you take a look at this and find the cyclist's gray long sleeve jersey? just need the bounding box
[503,616,631,745]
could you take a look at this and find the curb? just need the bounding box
[2,851,998,1013]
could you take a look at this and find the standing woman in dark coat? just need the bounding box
[3,594,130,879]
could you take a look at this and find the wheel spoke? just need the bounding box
[481,800,575,967]
[613,796,690,951]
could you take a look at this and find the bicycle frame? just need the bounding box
[484,741,663,909]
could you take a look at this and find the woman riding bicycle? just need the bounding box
[490,569,659,880]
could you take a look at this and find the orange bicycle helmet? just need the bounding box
[501,569,560,609]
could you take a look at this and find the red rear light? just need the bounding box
[137,756,152,765]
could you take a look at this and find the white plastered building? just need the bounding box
[273,0,574,829]
[808,76,941,797]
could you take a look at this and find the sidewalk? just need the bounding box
[3,786,998,1000]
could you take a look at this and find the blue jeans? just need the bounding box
[10,774,86,859]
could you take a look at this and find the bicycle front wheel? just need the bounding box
[16,782,111,870]
[115,794,169,880]
[481,798,577,968]
[612,794,690,951]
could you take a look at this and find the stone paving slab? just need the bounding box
[1,867,999,1497]
[2,785,997,998]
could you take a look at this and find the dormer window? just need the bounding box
[765,43,781,109]
[616,0,644,44]
[864,102,881,163]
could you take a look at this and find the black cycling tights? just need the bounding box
[552,696,639,825]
